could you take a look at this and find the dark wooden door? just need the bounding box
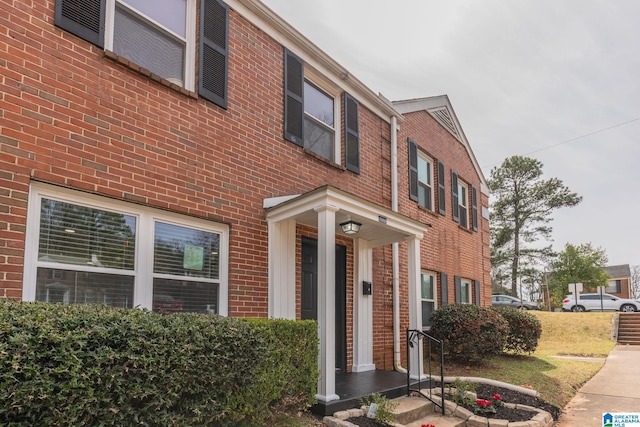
[301,237,347,372]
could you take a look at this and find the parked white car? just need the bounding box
[562,293,640,312]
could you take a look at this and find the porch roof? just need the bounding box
[264,185,428,247]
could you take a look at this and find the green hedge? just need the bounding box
[429,304,509,363]
[490,306,542,354]
[0,300,318,426]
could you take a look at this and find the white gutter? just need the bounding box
[390,116,407,374]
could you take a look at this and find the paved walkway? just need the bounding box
[555,345,640,426]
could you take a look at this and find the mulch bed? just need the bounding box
[475,383,561,421]
[346,383,561,426]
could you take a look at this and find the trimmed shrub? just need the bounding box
[429,304,509,363]
[0,300,318,426]
[490,306,542,354]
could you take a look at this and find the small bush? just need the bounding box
[429,304,509,363]
[449,378,476,407]
[359,393,398,426]
[0,300,318,426]
[490,306,542,354]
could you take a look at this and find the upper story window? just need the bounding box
[23,183,229,315]
[408,139,445,213]
[417,152,434,211]
[55,0,228,108]
[457,180,469,228]
[108,0,194,88]
[304,81,336,161]
[451,171,478,231]
[284,48,360,172]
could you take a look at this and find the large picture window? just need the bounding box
[23,183,229,315]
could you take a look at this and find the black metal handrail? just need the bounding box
[406,328,445,414]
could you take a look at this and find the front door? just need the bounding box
[301,237,347,373]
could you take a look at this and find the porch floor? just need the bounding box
[311,369,431,416]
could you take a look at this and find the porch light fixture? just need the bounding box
[340,220,361,235]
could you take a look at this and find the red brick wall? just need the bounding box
[0,2,393,313]
[370,110,492,369]
[1,2,492,375]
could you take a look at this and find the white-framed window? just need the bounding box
[56,0,228,107]
[284,48,350,165]
[421,270,437,329]
[460,278,472,304]
[457,180,469,228]
[303,80,339,162]
[104,0,196,90]
[606,279,621,294]
[417,152,434,211]
[23,183,229,315]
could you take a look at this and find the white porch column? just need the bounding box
[314,205,340,402]
[268,219,297,319]
[406,236,424,379]
[352,238,375,372]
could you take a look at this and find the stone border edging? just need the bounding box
[321,393,554,427]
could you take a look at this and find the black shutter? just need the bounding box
[408,138,418,202]
[471,185,478,231]
[199,0,229,108]
[437,160,446,215]
[440,272,448,306]
[344,93,360,173]
[474,280,481,305]
[55,0,105,47]
[454,276,461,303]
[451,171,459,223]
[283,48,304,146]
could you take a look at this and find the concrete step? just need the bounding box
[392,396,435,425]
[618,340,640,345]
[404,413,466,427]
[617,314,640,345]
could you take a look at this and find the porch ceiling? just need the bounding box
[264,186,428,247]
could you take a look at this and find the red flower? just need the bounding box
[492,393,502,401]
[421,424,436,427]
[476,399,492,408]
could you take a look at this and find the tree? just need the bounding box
[548,243,609,305]
[489,156,582,297]
[631,265,640,299]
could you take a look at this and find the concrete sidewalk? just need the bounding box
[555,345,640,426]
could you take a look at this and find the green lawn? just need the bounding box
[284,310,618,425]
[443,311,616,408]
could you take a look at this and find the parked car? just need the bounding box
[491,294,541,310]
[562,293,640,312]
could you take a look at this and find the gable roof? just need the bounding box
[392,95,489,196]
[604,264,631,278]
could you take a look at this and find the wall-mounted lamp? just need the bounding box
[340,220,362,235]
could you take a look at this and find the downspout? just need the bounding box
[390,115,407,373]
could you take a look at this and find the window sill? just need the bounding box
[417,204,438,217]
[302,148,345,171]
[104,51,198,100]
[457,224,474,234]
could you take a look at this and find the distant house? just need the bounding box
[604,264,632,298]
[1,0,490,409]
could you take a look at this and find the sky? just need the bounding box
[262,0,640,268]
